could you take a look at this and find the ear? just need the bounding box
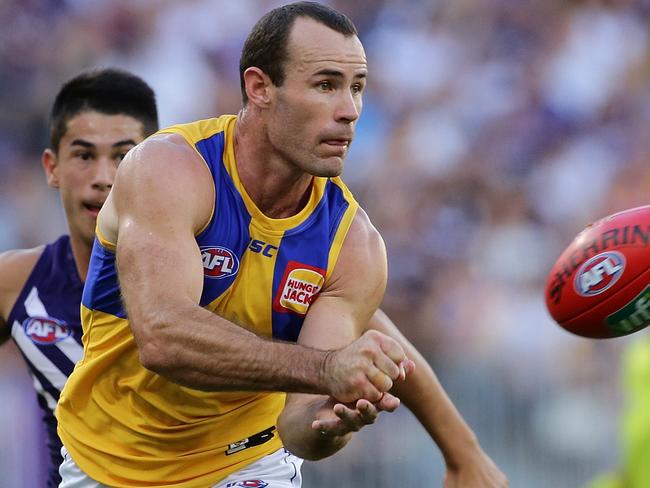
[243,67,273,108]
[42,149,60,189]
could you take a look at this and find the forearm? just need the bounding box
[391,346,480,464]
[136,303,331,394]
[370,310,479,464]
[278,394,352,460]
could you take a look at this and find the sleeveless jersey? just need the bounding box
[57,115,359,487]
[7,234,85,488]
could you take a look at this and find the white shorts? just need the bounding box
[59,446,303,488]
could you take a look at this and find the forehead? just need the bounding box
[61,111,145,146]
[286,17,366,74]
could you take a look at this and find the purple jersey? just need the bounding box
[7,235,84,487]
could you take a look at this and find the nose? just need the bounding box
[335,90,360,124]
[92,157,117,191]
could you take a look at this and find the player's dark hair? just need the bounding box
[239,1,358,104]
[49,68,159,152]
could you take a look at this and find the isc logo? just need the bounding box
[201,246,239,279]
[248,239,278,258]
[574,251,625,297]
[23,316,72,345]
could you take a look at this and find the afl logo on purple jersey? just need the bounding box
[201,246,239,279]
[23,316,72,345]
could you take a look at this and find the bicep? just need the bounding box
[0,248,42,337]
[111,135,213,333]
[116,215,205,323]
[297,209,387,350]
[285,210,387,419]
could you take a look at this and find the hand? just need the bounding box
[444,446,508,488]
[310,393,402,438]
[324,329,413,403]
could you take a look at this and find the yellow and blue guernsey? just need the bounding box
[56,115,359,488]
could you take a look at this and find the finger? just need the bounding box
[375,392,400,412]
[340,400,378,426]
[375,333,408,367]
[333,403,364,431]
[374,354,402,382]
[312,417,344,433]
[354,399,379,424]
[401,359,416,378]
[340,370,384,403]
[368,366,394,393]
[394,359,415,382]
[311,418,336,433]
[370,337,406,381]
[313,405,359,435]
[360,381,384,403]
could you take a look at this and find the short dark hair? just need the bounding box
[49,68,159,151]
[239,1,358,104]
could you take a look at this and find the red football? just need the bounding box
[545,205,650,339]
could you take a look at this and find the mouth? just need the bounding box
[322,137,351,146]
[82,201,104,217]
[321,138,351,156]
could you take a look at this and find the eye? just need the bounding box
[77,151,93,161]
[115,146,135,163]
[317,80,332,91]
[351,83,364,95]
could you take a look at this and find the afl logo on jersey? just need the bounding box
[201,246,240,279]
[225,481,268,488]
[23,316,72,345]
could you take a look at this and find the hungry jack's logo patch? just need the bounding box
[273,261,326,315]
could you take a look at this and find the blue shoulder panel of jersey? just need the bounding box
[82,238,126,318]
[271,179,349,342]
[195,132,252,306]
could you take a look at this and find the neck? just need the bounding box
[235,110,313,219]
[68,232,92,282]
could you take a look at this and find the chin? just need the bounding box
[82,232,96,247]
[79,222,97,246]
[311,157,344,177]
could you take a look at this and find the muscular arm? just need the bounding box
[369,309,508,487]
[278,210,408,459]
[0,248,43,345]
[107,135,404,401]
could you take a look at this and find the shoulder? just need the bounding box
[0,245,45,320]
[110,132,215,235]
[343,207,385,262]
[350,207,382,239]
[121,132,205,176]
[327,208,387,292]
[157,116,234,143]
[0,246,45,285]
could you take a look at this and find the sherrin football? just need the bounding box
[545,205,650,339]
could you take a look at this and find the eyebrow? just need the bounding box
[313,69,367,80]
[70,138,138,148]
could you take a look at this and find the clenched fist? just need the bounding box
[322,329,413,403]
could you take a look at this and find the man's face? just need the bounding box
[267,17,367,177]
[43,110,145,246]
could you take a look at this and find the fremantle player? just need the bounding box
[0,68,159,487]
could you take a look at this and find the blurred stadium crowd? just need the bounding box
[1,0,650,486]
